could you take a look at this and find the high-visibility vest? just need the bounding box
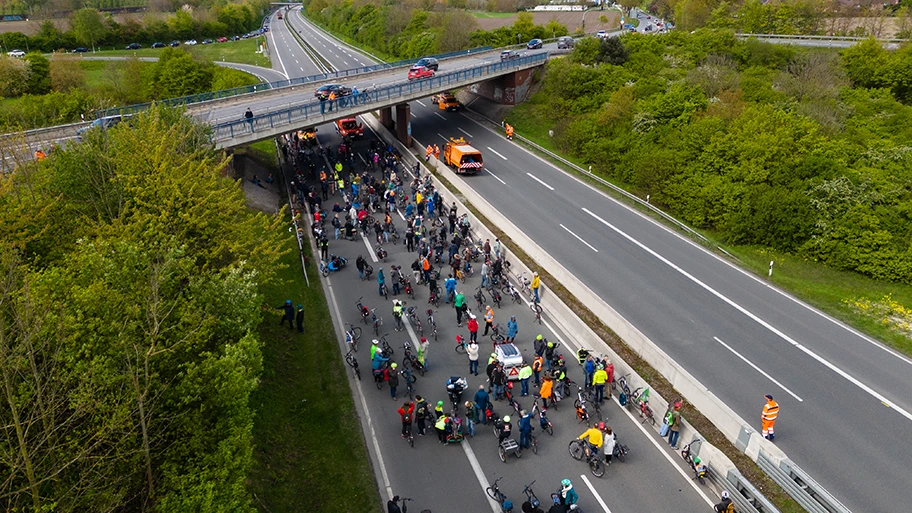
[426,145,433,156]
[485,309,494,323]
[422,258,430,271]
[532,357,543,372]
[762,400,779,421]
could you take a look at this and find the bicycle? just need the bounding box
[573,388,591,425]
[490,323,506,345]
[454,334,469,354]
[344,349,361,380]
[400,366,417,400]
[403,341,426,376]
[503,281,523,304]
[531,395,554,435]
[681,438,708,485]
[474,286,487,311]
[485,477,514,512]
[362,263,374,281]
[455,267,466,283]
[380,282,389,300]
[615,373,632,403]
[344,323,362,352]
[357,296,370,324]
[378,334,395,356]
[530,300,543,324]
[568,439,606,477]
[426,309,437,341]
[613,438,629,463]
[488,284,503,308]
[518,272,532,295]
[528,429,540,455]
[406,306,423,336]
[370,308,383,336]
[522,481,541,508]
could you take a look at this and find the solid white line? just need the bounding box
[485,168,506,185]
[560,224,598,253]
[267,24,289,78]
[487,147,508,160]
[462,440,502,512]
[526,173,554,191]
[458,127,474,138]
[579,475,612,513]
[362,232,379,262]
[581,207,912,423]
[714,337,803,402]
[435,112,447,120]
[416,100,427,107]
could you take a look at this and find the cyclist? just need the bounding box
[558,479,578,508]
[392,299,405,331]
[603,425,616,464]
[497,415,513,442]
[398,401,414,438]
[446,376,468,409]
[578,422,605,461]
[370,339,380,360]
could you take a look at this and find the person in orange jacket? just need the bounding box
[425,144,433,161]
[433,144,441,160]
[539,375,554,408]
[761,394,779,441]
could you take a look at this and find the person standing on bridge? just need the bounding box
[244,108,254,131]
[352,86,360,104]
[328,91,337,111]
[762,394,779,441]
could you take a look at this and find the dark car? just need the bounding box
[76,115,123,137]
[125,43,141,50]
[230,35,240,41]
[202,39,214,45]
[72,47,89,53]
[557,36,574,49]
[415,57,439,71]
[151,42,165,48]
[526,38,543,49]
[500,50,520,61]
[313,83,352,98]
[169,40,181,47]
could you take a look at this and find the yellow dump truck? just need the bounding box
[443,137,483,174]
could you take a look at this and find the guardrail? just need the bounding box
[98,45,494,118]
[210,52,548,143]
[736,32,909,43]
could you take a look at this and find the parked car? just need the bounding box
[184,39,198,46]
[72,47,89,53]
[557,36,574,49]
[494,343,524,381]
[218,37,228,43]
[596,30,608,39]
[7,49,25,57]
[313,83,352,98]
[499,50,520,61]
[151,42,165,48]
[623,24,635,30]
[415,57,439,71]
[169,40,181,47]
[230,35,240,41]
[202,39,213,45]
[407,65,434,80]
[125,43,141,50]
[526,38,543,49]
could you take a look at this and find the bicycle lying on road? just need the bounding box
[486,477,514,512]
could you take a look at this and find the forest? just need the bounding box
[0,106,286,511]
[512,32,912,283]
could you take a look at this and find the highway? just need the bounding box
[276,7,912,513]
[271,9,714,512]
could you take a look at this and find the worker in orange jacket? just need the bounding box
[761,394,779,441]
[433,144,441,160]
[425,145,433,161]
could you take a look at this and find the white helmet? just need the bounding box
[721,491,729,499]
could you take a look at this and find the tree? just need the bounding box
[597,37,629,65]
[513,11,535,41]
[840,38,889,89]
[50,54,86,93]
[71,8,107,51]
[437,10,478,52]
[23,52,51,95]
[617,0,640,17]
[150,51,212,99]
[0,56,29,98]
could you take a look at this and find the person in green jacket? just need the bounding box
[454,290,466,326]
[592,365,608,403]
[518,362,533,396]
[435,412,448,443]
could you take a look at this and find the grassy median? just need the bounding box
[84,37,270,67]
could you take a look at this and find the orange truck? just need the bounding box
[443,137,483,174]
[297,127,318,143]
[335,117,364,138]
[433,92,460,112]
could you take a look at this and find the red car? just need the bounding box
[408,65,434,80]
[217,37,228,43]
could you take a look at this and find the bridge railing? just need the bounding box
[97,46,494,118]
[211,52,548,143]
[735,32,909,43]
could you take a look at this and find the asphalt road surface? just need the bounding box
[276,8,912,512]
[298,120,715,513]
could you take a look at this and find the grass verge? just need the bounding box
[416,152,804,513]
[246,149,380,513]
[470,11,517,18]
[82,37,270,67]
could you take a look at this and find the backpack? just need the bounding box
[416,404,427,419]
[725,503,736,513]
[619,392,627,406]
[403,411,412,423]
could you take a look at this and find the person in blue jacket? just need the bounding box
[372,349,390,371]
[518,409,533,449]
[405,202,414,218]
[445,274,457,303]
[473,385,490,424]
[277,299,295,330]
[506,315,519,343]
[378,268,385,296]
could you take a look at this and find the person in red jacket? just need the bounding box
[398,401,415,438]
[467,314,479,343]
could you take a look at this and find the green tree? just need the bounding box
[71,8,107,51]
[23,52,51,95]
[437,10,478,52]
[841,38,890,89]
[150,51,213,99]
[50,54,87,93]
[0,56,29,98]
[597,37,629,65]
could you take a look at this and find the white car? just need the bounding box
[494,343,525,381]
[596,30,608,39]
[184,39,198,46]
[7,49,25,58]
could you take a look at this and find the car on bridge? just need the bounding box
[433,93,460,111]
[526,38,543,49]
[415,57,439,71]
[557,36,574,49]
[407,65,435,80]
[314,83,352,98]
[335,118,363,138]
[76,115,124,138]
[500,49,521,61]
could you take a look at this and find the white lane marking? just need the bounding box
[362,231,379,262]
[458,127,474,138]
[397,209,406,222]
[526,173,554,191]
[437,132,449,142]
[344,60,349,65]
[462,441,502,512]
[485,168,506,185]
[714,337,803,402]
[582,207,912,423]
[295,59,299,64]
[434,112,446,120]
[580,475,612,513]
[416,100,427,107]
[560,224,598,253]
[487,147,508,161]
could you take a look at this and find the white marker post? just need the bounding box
[769,260,774,277]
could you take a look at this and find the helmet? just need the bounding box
[597,364,604,370]
[721,491,729,499]
[421,337,427,342]
[491,352,498,358]
[547,342,554,348]
[437,400,444,407]
[503,415,511,423]
[598,422,606,431]
[693,456,702,464]
[285,299,292,305]
[390,362,398,369]
[561,479,571,487]
[536,334,543,341]
[372,339,379,345]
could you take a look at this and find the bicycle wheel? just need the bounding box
[321,266,329,277]
[531,437,539,454]
[491,334,506,345]
[545,422,553,436]
[568,440,584,460]
[352,327,363,340]
[485,487,499,501]
[455,344,467,354]
[355,367,361,380]
[589,458,605,478]
[531,302,543,315]
[498,445,507,463]
[616,445,627,463]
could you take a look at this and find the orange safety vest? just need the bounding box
[762,400,779,422]
[532,356,543,372]
[329,92,337,100]
[433,145,440,158]
[426,145,433,157]
[484,308,493,323]
[422,258,430,271]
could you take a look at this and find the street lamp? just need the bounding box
[517,33,522,45]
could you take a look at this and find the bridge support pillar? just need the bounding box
[394,103,411,147]
[379,107,393,130]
